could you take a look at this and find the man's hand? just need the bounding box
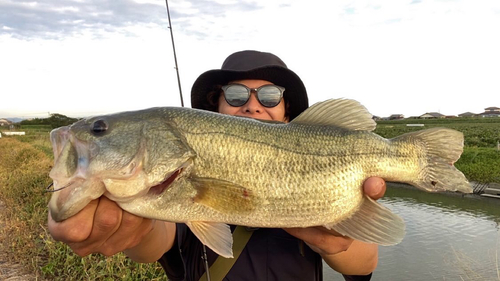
[48,196,154,257]
[283,177,386,275]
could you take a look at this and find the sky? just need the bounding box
[1,0,499,119]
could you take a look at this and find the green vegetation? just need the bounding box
[375,117,500,183]
[0,116,498,279]
[20,113,79,129]
[456,147,500,183]
[0,129,166,280]
[376,117,500,148]
[19,124,52,130]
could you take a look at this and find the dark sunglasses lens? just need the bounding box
[224,85,249,107]
[258,86,282,107]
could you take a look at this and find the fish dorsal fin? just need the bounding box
[291,99,376,131]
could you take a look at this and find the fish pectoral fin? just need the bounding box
[191,177,256,214]
[325,196,405,246]
[186,221,234,258]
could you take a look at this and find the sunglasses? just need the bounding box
[221,83,285,108]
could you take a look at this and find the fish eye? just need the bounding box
[91,119,108,135]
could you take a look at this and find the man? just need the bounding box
[48,50,386,280]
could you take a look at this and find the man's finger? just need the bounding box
[47,198,99,243]
[363,177,386,200]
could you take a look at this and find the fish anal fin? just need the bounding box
[186,221,233,258]
[326,197,405,246]
[191,177,256,214]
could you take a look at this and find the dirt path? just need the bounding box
[0,199,38,280]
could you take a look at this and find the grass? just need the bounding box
[0,132,167,280]
[456,147,500,183]
[375,117,500,148]
[0,119,498,279]
[375,117,500,183]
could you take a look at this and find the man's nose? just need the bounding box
[242,93,262,113]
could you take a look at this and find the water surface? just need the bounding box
[324,183,500,280]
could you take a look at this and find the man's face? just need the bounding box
[218,79,288,122]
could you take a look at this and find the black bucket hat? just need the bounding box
[191,50,309,120]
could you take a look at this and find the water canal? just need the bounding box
[324,183,500,280]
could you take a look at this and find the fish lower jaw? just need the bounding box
[105,168,184,203]
[103,191,147,203]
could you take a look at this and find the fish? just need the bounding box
[47,99,472,258]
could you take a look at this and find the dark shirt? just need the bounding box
[158,223,371,281]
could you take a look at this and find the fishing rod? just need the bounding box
[164,2,212,280]
[165,0,184,107]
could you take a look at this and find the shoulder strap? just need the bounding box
[199,226,254,281]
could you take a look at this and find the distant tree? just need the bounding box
[20,114,79,128]
[47,113,79,128]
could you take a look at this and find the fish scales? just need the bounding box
[166,108,394,227]
[47,99,472,258]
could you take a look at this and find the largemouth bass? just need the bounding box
[48,99,472,258]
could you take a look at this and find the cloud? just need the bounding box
[0,0,266,40]
[168,0,268,40]
[0,0,165,39]
[1,0,499,119]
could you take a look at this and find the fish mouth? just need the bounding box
[147,168,183,196]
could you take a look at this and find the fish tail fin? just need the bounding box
[393,128,472,193]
